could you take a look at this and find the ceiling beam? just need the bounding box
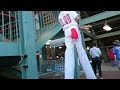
[96,30,120,39]
[93,16,120,27]
[85,30,120,41]
[80,11,120,25]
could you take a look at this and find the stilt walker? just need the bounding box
[58,11,96,79]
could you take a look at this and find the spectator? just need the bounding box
[107,48,116,66]
[90,41,103,79]
[112,40,120,70]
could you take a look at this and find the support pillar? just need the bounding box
[81,30,86,50]
[39,48,43,74]
[51,46,56,60]
[19,11,38,79]
[98,40,109,63]
[42,45,47,61]
[74,46,80,79]
[39,45,47,73]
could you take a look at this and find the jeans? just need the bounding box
[92,57,102,78]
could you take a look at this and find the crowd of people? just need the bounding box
[107,40,120,70]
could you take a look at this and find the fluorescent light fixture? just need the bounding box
[103,24,112,31]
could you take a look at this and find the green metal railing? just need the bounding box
[34,11,60,40]
[0,11,19,42]
[40,60,64,73]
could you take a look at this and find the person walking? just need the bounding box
[58,11,96,79]
[90,41,103,79]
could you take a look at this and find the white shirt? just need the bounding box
[90,46,101,58]
[58,11,79,31]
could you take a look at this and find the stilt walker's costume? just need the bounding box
[58,11,96,79]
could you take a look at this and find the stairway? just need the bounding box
[0,11,21,78]
[0,11,62,79]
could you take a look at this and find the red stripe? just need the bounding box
[0,13,15,18]
[0,24,16,32]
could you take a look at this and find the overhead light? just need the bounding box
[103,19,112,31]
[103,24,112,31]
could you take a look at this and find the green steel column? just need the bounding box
[38,45,47,74]
[91,29,98,46]
[36,52,40,73]
[19,11,38,79]
[42,45,47,61]
[81,30,86,49]
[42,45,47,73]
[39,49,43,62]
[99,40,109,63]
[74,46,80,79]
[39,45,47,74]
[51,46,56,60]
[39,48,44,74]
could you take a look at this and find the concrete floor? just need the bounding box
[39,62,120,79]
[81,63,120,79]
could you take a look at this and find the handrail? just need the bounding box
[0,22,16,33]
[0,21,16,28]
[0,11,19,42]
[0,12,15,19]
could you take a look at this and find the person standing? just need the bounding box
[112,40,120,70]
[58,11,96,79]
[107,48,116,66]
[90,41,103,79]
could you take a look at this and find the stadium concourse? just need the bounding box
[39,62,120,79]
[0,11,120,79]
